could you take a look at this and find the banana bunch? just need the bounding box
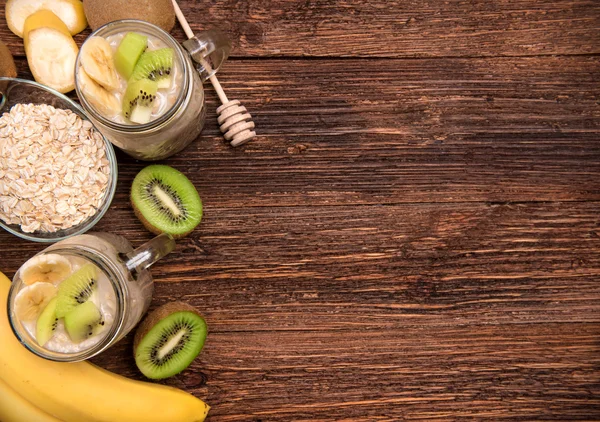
[0,271,210,422]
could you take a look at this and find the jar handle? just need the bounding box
[125,233,175,271]
[182,29,231,82]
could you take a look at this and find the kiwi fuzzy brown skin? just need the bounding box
[83,0,176,32]
[0,40,17,78]
[133,301,202,353]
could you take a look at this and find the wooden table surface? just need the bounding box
[2,0,600,420]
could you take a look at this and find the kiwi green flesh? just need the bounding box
[129,48,173,88]
[36,297,58,346]
[134,304,207,380]
[64,301,103,343]
[123,78,158,122]
[55,263,99,318]
[131,165,202,238]
[115,32,148,79]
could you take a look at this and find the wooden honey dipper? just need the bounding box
[171,0,256,147]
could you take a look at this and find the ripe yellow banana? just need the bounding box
[0,377,62,422]
[0,271,210,422]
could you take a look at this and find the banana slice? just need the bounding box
[25,26,78,93]
[23,10,72,44]
[6,0,87,38]
[80,36,120,91]
[13,282,58,321]
[20,254,72,285]
[77,66,121,117]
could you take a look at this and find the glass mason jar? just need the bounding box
[75,20,231,161]
[7,232,175,361]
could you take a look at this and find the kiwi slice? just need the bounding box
[131,165,202,238]
[134,302,207,379]
[129,48,173,89]
[36,297,58,346]
[55,263,98,318]
[64,301,102,342]
[123,78,158,124]
[114,32,148,79]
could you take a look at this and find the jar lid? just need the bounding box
[182,29,231,82]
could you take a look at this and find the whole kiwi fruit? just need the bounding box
[0,40,17,78]
[83,0,176,32]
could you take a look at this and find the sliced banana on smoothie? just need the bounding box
[79,36,120,91]
[77,66,121,117]
[19,254,72,285]
[13,282,58,321]
[6,0,87,38]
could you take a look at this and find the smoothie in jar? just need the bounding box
[76,30,183,125]
[8,232,158,360]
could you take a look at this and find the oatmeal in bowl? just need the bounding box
[0,78,117,242]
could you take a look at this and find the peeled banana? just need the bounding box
[0,377,62,422]
[0,271,210,422]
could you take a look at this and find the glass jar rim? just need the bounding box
[7,248,127,362]
[74,19,191,133]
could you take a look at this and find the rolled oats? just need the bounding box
[0,104,111,234]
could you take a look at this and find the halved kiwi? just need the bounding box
[134,302,207,380]
[129,48,173,89]
[131,165,202,238]
[36,297,58,346]
[55,263,98,318]
[64,301,102,342]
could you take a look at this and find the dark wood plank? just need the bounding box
[98,324,600,421]
[1,0,599,420]
[3,202,600,328]
[1,202,600,420]
[1,0,600,57]
[12,56,599,205]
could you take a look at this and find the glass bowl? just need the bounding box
[0,78,118,243]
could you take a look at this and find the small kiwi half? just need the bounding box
[134,302,207,380]
[55,263,98,318]
[131,165,202,238]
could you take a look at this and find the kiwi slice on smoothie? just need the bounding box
[64,301,103,342]
[134,302,207,379]
[114,32,148,79]
[36,297,58,346]
[131,165,202,238]
[129,48,173,89]
[122,78,158,124]
[55,264,98,318]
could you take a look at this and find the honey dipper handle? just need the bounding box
[171,0,229,104]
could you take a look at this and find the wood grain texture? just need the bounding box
[2,0,600,57]
[1,0,600,420]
